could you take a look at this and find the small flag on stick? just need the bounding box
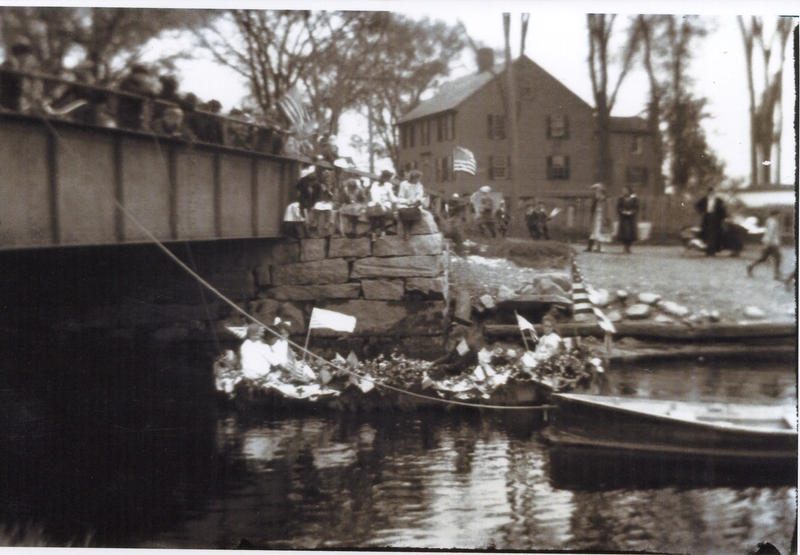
[515,311,538,340]
[309,308,357,333]
[453,146,477,175]
[593,307,617,334]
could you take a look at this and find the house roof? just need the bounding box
[609,116,649,133]
[398,55,594,124]
[398,70,496,123]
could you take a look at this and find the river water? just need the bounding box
[0,341,796,552]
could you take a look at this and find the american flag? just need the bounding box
[453,147,477,175]
[278,86,310,129]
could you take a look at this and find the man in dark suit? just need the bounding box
[695,186,726,256]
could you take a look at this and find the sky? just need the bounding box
[20,0,796,184]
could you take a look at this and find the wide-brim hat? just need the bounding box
[300,165,316,178]
[479,186,491,193]
[590,182,605,190]
[379,170,394,182]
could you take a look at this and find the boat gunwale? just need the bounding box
[542,428,799,460]
[553,393,798,437]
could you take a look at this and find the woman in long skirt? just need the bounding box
[616,185,639,253]
[587,183,611,252]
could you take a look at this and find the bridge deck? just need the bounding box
[0,112,298,250]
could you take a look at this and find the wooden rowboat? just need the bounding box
[544,393,797,461]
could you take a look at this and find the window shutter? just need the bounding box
[546,115,552,139]
[564,116,570,139]
[437,117,442,142]
[488,115,494,139]
[565,156,570,179]
[507,156,512,180]
[489,155,494,180]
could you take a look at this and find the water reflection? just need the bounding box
[146,409,796,552]
[1,334,795,551]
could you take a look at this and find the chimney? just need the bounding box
[477,48,494,73]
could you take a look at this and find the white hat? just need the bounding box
[333,158,349,169]
[300,166,315,178]
[479,186,491,193]
[590,182,605,189]
[452,193,459,198]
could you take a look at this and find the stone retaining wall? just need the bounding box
[253,233,450,339]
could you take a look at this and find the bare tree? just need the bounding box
[194,10,318,117]
[737,16,794,187]
[635,15,667,193]
[587,14,640,188]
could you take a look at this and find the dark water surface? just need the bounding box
[0,339,796,552]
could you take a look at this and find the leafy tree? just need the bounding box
[363,15,466,172]
[660,16,715,193]
[628,15,720,195]
[195,10,464,169]
[0,7,209,83]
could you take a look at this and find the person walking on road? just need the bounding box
[747,209,783,280]
[586,183,611,252]
[615,185,639,254]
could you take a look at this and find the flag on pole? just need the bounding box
[309,307,357,333]
[278,86,310,129]
[515,311,538,340]
[453,147,477,175]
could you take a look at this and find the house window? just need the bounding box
[435,156,453,182]
[632,136,642,154]
[419,119,431,146]
[400,126,407,150]
[407,122,415,148]
[547,114,569,139]
[438,113,455,141]
[489,155,511,180]
[626,166,648,185]
[546,155,570,180]
[487,114,506,139]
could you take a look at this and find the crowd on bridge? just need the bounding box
[0,37,295,154]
